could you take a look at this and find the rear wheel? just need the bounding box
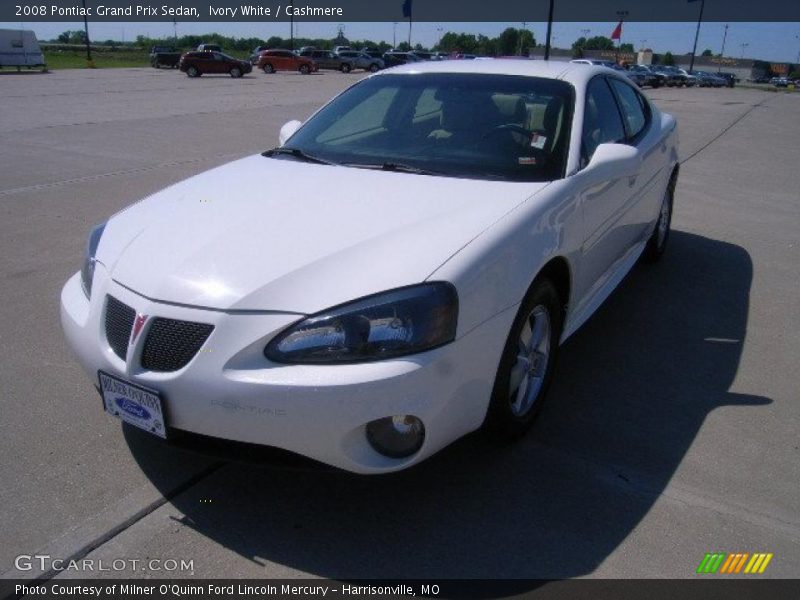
[644,175,676,262]
[368,63,379,73]
[187,66,199,78]
[262,63,275,74]
[230,67,242,78]
[299,64,310,74]
[341,63,352,73]
[484,278,563,438]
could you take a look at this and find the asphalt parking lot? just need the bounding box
[1,67,798,581]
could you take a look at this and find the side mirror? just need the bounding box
[279,120,302,146]
[585,142,642,179]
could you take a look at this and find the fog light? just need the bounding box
[366,415,425,458]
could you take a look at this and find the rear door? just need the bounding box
[210,52,227,73]
[274,51,292,70]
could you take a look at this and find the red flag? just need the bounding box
[611,20,623,40]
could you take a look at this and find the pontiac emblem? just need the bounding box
[131,314,147,344]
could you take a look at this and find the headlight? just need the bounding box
[80,222,106,299]
[265,283,458,364]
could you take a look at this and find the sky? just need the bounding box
[3,21,799,63]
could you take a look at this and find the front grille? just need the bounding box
[105,296,136,360]
[141,318,214,372]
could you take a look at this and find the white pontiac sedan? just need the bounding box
[61,60,679,474]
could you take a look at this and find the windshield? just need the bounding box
[278,73,574,181]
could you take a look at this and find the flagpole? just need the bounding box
[689,0,705,72]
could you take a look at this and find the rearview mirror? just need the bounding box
[585,143,641,179]
[279,120,302,146]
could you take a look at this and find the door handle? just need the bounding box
[627,175,637,187]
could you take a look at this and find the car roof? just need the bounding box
[376,58,620,87]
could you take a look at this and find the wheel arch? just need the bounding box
[534,255,572,317]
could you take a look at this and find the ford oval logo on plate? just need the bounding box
[115,396,151,420]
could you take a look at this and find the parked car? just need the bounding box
[248,45,268,65]
[362,48,385,59]
[298,49,355,73]
[628,64,662,87]
[195,43,222,53]
[61,61,679,474]
[691,71,725,87]
[675,68,697,86]
[335,50,384,72]
[651,65,685,87]
[716,72,737,88]
[410,51,436,61]
[772,77,790,87]
[179,51,252,78]
[256,49,317,74]
[149,46,181,69]
[382,51,422,68]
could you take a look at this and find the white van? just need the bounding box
[0,29,46,70]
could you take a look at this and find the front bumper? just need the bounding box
[60,270,514,474]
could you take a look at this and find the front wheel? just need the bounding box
[484,278,563,438]
[644,176,675,262]
[230,67,242,78]
[341,63,352,73]
[299,64,310,74]
[262,63,275,74]
[187,66,200,78]
[368,63,379,73]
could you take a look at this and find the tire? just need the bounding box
[644,174,676,262]
[262,63,275,74]
[299,64,310,75]
[230,67,242,78]
[341,63,352,73]
[483,278,564,439]
[368,63,379,73]
[187,66,199,78]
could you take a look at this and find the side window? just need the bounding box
[582,77,626,165]
[609,78,649,139]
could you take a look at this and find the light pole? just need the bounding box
[720,23,729,59]
[289,0,294,50]
[740,42,748,59]
[81,0,93,67]
[544,0,554,61]
[688,0,705,72]
[393,22,397,48]
[796,35,799,64]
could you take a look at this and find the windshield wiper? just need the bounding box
[343,162,440,176]
[262,147,337,165]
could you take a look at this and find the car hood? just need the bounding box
[100,155,547,313]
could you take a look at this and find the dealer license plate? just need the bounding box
[98,371,167,439]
